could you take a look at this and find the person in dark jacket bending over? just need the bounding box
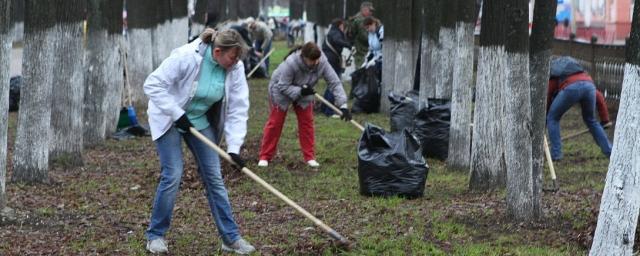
[257,42,351,168]
[321,18,352,117]
[546,56,612,161]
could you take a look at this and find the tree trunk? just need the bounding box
[237,0,259,19]
[127,0,156,108]
[391,1,416,99]
[589,3,640,255]
[289,0,303,20]
[469,0,507,191]
[49,0,87,166]
[529,0,557,219]
[504,0,535,221]
[0,0,11,208]
[447,0,476,171]
[418,0,441,109]
[84,0,124,146]
[13,0,56,183]
[435,0,457,100]
[10,0,23,43]
[379,0,397,113]
[151,0,171,69]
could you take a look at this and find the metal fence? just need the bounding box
[552,39,626,102]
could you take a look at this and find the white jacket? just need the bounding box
[143,38,249,154]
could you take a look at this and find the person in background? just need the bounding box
[320,18,352,117]
[143,28,255,255]
[362,16,383,71]
[248,20,273,73]
[546,56,612,161]
[346,1,375,68]
[257,42,351,168]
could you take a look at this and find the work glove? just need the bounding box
[228,153,246,170]
[300,85,316,96]
[340,108,352,121]
[175,114,194,132]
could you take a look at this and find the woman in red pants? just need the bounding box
[258,42,351,168]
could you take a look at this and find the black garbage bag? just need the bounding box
[357,124,429,198]
[111,124,150,140]
[413,99,451,160]
[9,76,22,112]
[350,66,381,113]
[389,90,418,133]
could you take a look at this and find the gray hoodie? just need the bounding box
[268,51,347,110]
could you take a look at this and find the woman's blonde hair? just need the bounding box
[200,28,249,58]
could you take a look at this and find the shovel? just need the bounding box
[188,127,353,249]
[314,93,365,131]
[543,135,559,192]
[561,121,613,141]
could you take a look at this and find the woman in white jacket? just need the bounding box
[143,28,255,255]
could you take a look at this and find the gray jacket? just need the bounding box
[268,51,347,110]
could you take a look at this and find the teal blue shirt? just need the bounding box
[186,45,226,130]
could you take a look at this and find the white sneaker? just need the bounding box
[257,160,268,167]
[307,160,320,168]
[330,114,340,119]
[222,238,256,254]
[146,238,168,253]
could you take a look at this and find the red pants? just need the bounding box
[259,102,315,161]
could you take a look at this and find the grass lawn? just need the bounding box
[0,41,619,255]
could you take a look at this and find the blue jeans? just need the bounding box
[254,39,272,72]
[546,81,612,160]
[146,127,240,245]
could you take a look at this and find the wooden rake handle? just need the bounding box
[314,93,365,131]
[189,128,351,245]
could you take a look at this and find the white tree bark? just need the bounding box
[13,5,55,183]
[380,38,397,112]
[84,31,123,146]
[127,28,154,108]
[418,36,437,109]
[504,52,535,221]
[393,40,415,96]
[469,46,507,190]
[589,64,640,256]
[447,21,474,171]
[435,27,455,99]
[12,22,23,43]
[0,0,12,208]
[50,22,85,165]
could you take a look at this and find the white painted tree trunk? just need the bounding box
[418,37,437,109]
[0,0,11,208]
[303,21,315,43]
[84,31,123,146]
[380,38,397,113]
[127,28,154,108]
[504,52,535,220]
[50,22,85,165]
[529,50,552,217]
[151,21,171,70]
[447,21,474,171]
[589,63,640,256]
[435,27,455,99]
[13,29,56,183]
[393,40,415,96]
[469,46,507,190]
[12,22,23,43]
